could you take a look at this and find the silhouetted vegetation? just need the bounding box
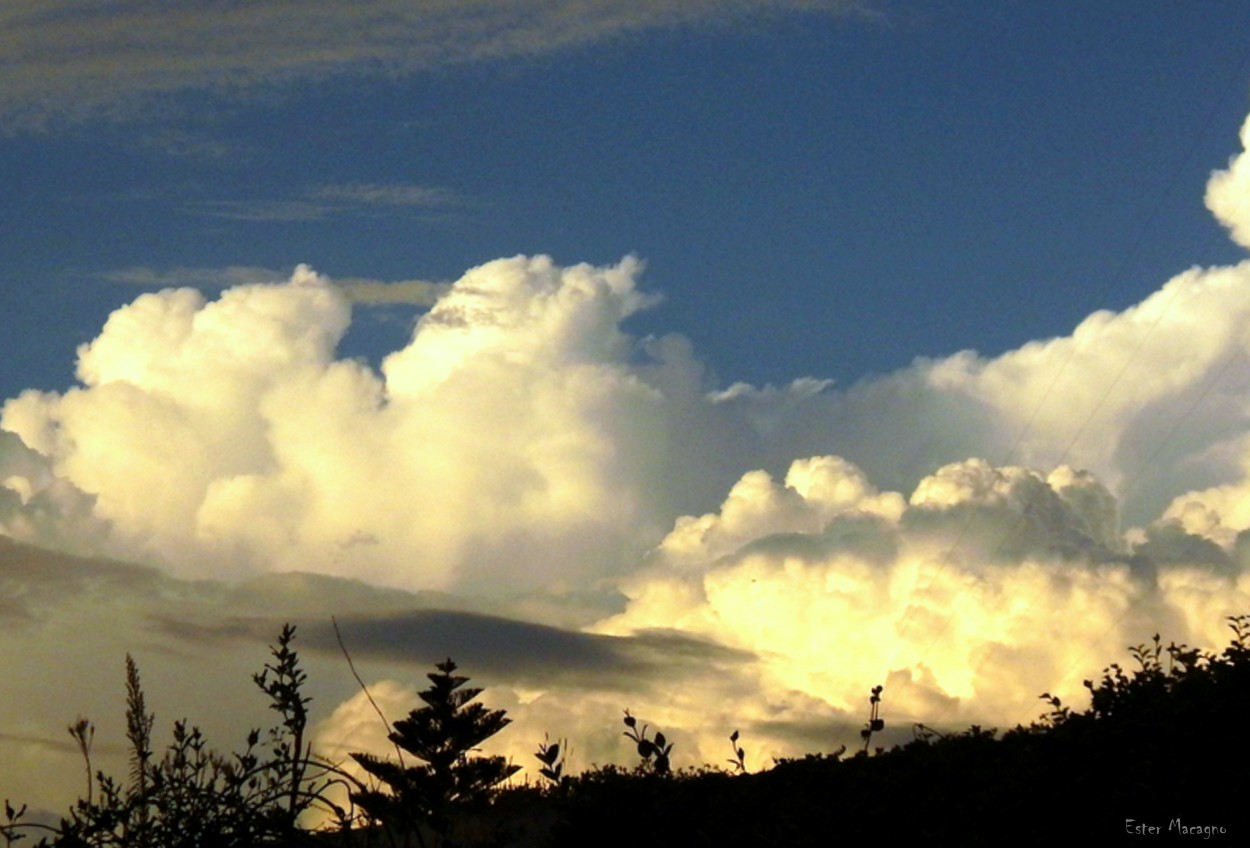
[533,736,567,788]
[349,658,519,847]
[8,616,1250,846]
[621,710,673,776]
[2,624,354,847]
[724,730,746,774]
[858,683,885,754]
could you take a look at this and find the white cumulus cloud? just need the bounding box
[1207,112,1250,250]
[2,257,731,589]
[590,453,1250,750]
[5,102,1250,806]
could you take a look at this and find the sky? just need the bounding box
[4,0,1250,823]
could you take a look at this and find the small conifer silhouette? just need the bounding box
[351,658,519,836]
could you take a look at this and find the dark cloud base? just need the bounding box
[304,610,755,693]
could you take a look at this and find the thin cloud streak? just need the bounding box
[339,279,451,307]
[181,183,468,222]
[309,183,461,209]
[100,265,450,307]
[0,0,872,129]
[100,265,289,289]
[187,199,334,223]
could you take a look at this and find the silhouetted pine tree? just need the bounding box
[351,658,519,840]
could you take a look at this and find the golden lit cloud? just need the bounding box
[590,454,1250,758]
[3,99,1250,818]
[2,259,684,589]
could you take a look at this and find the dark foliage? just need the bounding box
[541,615,1250,846]
[2,625,349,848]
[533,736,567,787]
[9,616,1250,846]
[350,658,520,843]
[725,730,746,774]
[621,711,673,776]
[858,684,885,754]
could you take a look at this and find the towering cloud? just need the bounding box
[2,258,696,589]
[4,158,1250,598]
[592,455,1250,736]
[4,101,1250,817]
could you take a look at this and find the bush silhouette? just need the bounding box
[8,615,1250,846]
[2,624,343,848]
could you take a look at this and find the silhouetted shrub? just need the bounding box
[2,624,349,848]
[9,615,1250,846]
[540,615,1250,846]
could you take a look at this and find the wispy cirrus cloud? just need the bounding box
[132,129,242,162]
[100,265,289,289]
[309,183,460,208]
[0,0,873,130]
[100,264,450,307]
[181,182,468,222]
[188,199,335,223]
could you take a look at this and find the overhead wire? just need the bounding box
[877,47,1250,733]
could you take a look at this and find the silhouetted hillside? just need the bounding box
[8,617,1250,846]
[497,619,1250,846]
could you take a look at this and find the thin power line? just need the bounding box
[882,54,1250,729]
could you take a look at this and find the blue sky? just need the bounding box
[6,0,1250,822]
[5,2,1249,399]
